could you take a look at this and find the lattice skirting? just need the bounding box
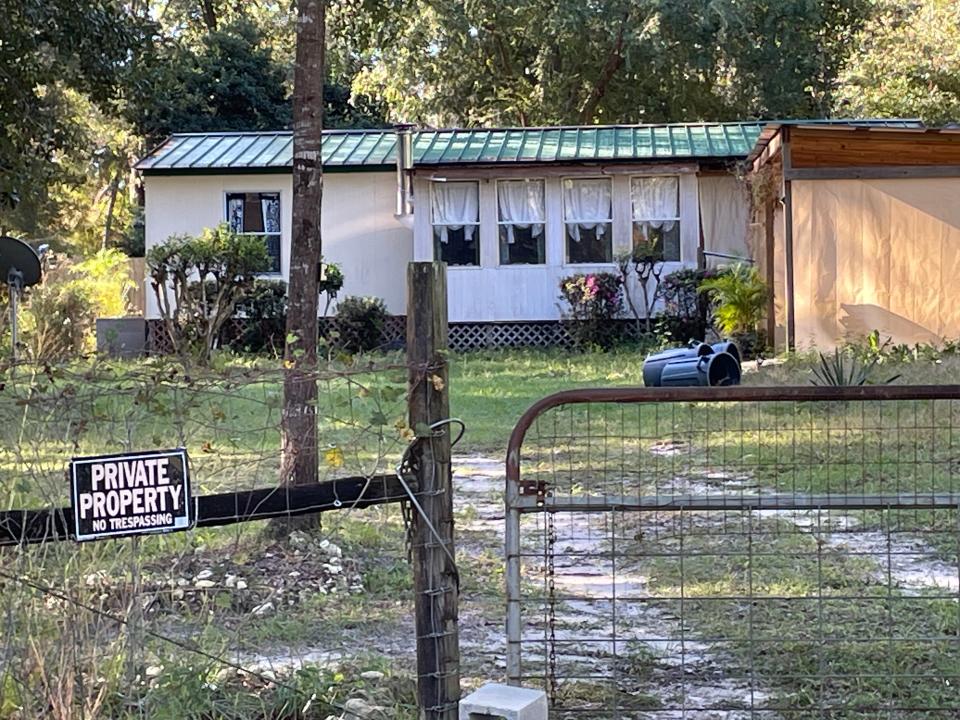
[146,318,643,354]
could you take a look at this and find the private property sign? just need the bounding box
[70,449,192,541]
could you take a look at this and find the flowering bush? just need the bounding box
[558,272,624,348]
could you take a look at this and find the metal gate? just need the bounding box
[504,386,960,719]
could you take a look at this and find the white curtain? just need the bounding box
[261,195,281,233]
[228,197,245,233]
[631,176,679,231]
[431,182,479,243]
[698,175,751,259]
[563,178,611,242]
[498,180,545,244]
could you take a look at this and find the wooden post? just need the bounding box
[764,198,776,347]
[782,127,796,351]
[407,261,459,719]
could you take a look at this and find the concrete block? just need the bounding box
[96,318,146,358]
[459,683,547,720]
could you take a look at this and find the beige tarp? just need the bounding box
[699,175,752,262]
[791,178,960,349]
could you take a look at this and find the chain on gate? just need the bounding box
[545,506,558,702]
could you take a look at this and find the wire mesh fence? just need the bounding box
[0,356,432,719]
[505,387,960,719]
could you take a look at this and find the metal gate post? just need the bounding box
[407,262,460,719]
[505,487,522,683]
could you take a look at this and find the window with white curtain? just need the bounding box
[631,176,680,262]
[431,181,480,266]
[563,177,612,263]
[497,179,545,265]
[226,192,281,273]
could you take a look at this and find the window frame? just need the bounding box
[430,180,481,268]
[629,175,682,263]
[496,178,546,267]
[561,175,614,266]
[224,191,283,276]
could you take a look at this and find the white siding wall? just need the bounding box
[413,172,700,322]
[143,172,411,319]
[144,168,702,323]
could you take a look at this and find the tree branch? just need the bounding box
[578,9,630,124]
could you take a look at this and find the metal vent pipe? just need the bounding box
[394,123,415,220]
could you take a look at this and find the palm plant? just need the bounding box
[810,345,901,386]
[698,263,768,336]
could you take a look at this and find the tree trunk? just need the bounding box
[281,0,325,487]
[200,0,219,31]
[102,167,122,251]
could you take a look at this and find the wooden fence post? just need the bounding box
[406,261,460,719]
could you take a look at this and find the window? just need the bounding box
[497,180,545,265]
[431,181,480,266]
[226,192,281,273]
[631,176,680,262]
[563,178,612,263]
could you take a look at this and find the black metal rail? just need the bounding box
[0,474,406,546]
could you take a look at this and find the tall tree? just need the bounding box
[126,18,292,143]
[281,0,326,487]
[0,0,144,233]
[344,0,872,126]
[837,0,960,124]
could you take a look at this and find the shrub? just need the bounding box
[147,224,269,364]
[335,296,389,353]
[698,263,768,337]
[15,249,135,361]
[229,278,288,353]
[558,272,624,349]
[319,260,344,316]
[656,267,722,344]
[810,345,901,386]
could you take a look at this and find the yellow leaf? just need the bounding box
[324,447,344,468]
[430,374,445,391]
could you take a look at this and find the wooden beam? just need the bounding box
[785,165,960,180]
[406,261,459,720]
[789,127,960,168]
[414,161,699,180]
[751,130,782,174]
[782,128,796,351]
[764,199,776,347]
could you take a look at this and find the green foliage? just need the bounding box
[128,18,292,142]
[229,279,288,354]
[0,0,147,233]
[656,267,724,343]
[319,259,346,318]
[14,250,134,361]
[334,296,389,353]
[559,272,624,349]
[838,0,960,124]
[148,224,269,364]
[698,264,768,337]
[347,0,872,125]
[810,345,901,386]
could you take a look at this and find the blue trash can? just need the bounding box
[660,351,742,387]
[711,340,741,366]
[642,342,712,387]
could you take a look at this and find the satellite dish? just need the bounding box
[0,236,42,290]
[0,236,43,361]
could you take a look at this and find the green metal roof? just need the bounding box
[136,120,924,173]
